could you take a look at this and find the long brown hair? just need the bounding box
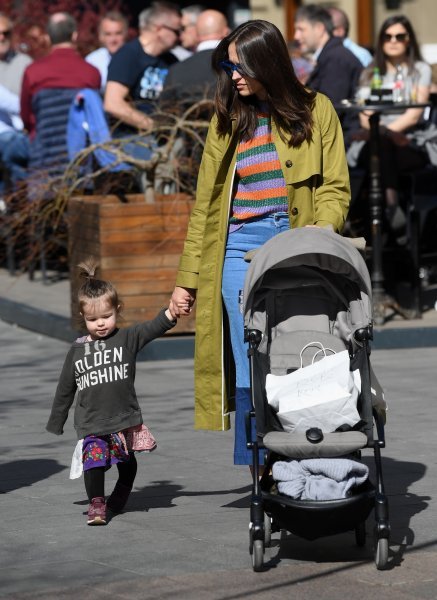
[212,20,316,146]
[372,14,423,77]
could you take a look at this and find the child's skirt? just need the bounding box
[70,424,156,479]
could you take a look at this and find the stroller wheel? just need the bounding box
[374,537,389,570]
[355,521,366,547]
[264,513,272,547]
[251,539,264,572]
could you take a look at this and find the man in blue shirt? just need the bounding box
[328,6,373,68]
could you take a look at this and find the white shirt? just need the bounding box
[0,84,23,133]
[86,47,111,91]
[170,45,192,61]
[196,39,222,52]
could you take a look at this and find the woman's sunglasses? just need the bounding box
[382,32,409,43]
[219,60,246,77]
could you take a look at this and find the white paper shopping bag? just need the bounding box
[266,345,361,433]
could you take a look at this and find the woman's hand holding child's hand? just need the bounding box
[170,286,196,318]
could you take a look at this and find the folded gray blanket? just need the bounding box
[272,458,369,500]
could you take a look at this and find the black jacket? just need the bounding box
[161,49,217,109]
[308,36,363,104]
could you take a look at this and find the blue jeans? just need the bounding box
[112,130,155,162]
[0,131,30,189]
[222,213,290,464]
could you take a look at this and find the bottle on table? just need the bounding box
[369,67,382,102]
[393,64,408,103]
[371,67,382,91]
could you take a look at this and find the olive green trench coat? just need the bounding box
[175,92,351,431]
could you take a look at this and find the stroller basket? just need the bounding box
[262,478,375,541]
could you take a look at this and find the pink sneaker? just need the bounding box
[87,497,106,525]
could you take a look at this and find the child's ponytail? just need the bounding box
[78,258,99,281]
[77,258,123,316]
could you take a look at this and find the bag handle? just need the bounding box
[299,341,336,369]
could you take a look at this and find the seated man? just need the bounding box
[294,4,363,105]
[171,3,204,61]
[328,6,373,68]
[21,12,101,139]
[0,12,32,190]
[0,84,29,191]
[0,12,32,97]
[104,1,181,160]
[161,9,229,109]
[86,11,128,92]
[20,12,101,177]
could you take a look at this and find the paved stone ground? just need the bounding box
[1,320,436,599]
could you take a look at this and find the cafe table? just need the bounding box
[337,100,430,325]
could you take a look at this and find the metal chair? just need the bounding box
[402,94,437,315]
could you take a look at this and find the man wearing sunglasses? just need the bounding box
[0,12,32,97]
[104,0,181,151]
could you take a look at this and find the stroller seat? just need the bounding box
[269,330,347,374]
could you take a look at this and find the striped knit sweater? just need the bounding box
[229,114,288,231]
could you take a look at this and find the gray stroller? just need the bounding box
[242,227,389,571]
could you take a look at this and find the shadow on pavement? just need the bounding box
[247,454,429,571]
[377,455,430,570]
[0,459,66,493]
[73,479,252,512]
[131,480,252,510]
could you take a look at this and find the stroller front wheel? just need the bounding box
[251,539,264,572]
[374,537,389,569]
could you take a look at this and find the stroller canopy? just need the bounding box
[243,228,372,344]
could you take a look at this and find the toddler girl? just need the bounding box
[47,260,177,525]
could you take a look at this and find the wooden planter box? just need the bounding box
[68,193,195,334]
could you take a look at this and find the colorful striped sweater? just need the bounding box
[229,114,288,231]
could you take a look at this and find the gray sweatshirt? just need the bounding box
[46,309,176,438]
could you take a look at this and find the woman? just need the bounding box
[170,20,351,466]
[348,15,431,237]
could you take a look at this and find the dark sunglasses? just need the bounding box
[382,32,409,43]
[220,60,245,77]
[0,29,12,37]
[160,24,183,36]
